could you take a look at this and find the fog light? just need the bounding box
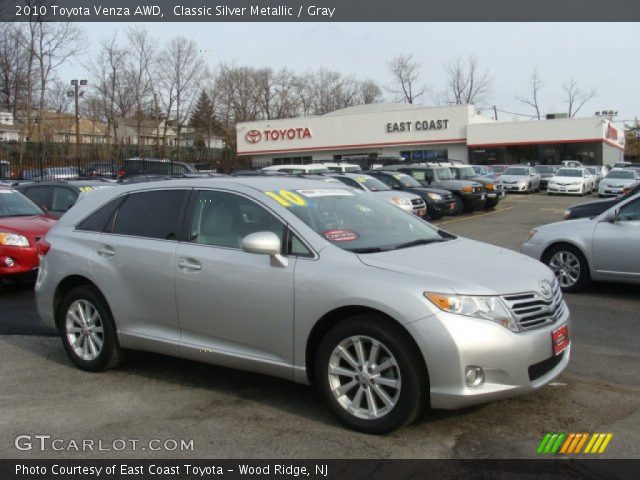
[4,257,15,267]
[465,366,485,387]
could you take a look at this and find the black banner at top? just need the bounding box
[1,0,640,22]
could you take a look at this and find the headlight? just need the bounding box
[391,196,412,206]
[426,193,442,201]
[527,229,538,241]
[424,292,518,332]
[485,183,495,191]
[461,186,473,193]
[0,232,30,247]
[563,210,571,220]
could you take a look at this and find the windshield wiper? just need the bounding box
[392,237,450,250]
[347,246,385,253]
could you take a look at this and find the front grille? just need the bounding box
[473,186,482,193]
[494,183,503,191]
[442,194,454,202]
[529,351,565,381]
[502,279,565,331]
[411,198,423,206]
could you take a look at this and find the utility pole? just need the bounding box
[67,79,87,159]
[493,105,498,121]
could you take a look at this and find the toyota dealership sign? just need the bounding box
[246,127,312,143]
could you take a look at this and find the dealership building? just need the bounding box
[236,103,625,167]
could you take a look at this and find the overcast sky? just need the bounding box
[59,22,639,124]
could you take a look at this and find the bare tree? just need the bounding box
[360,79,383,104]
[386,54,428,104]
[562,78,597,117]
[438,54,493,106]
[125,26,156,152]
[44,77,72,113]
[516,67,544,119]
[0,25,28,115]
[87,33,130,147]
[252,67,298,120]
[157,35,206,158]
[29,22,86,141]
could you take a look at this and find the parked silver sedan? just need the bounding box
[598,168,640,197]
[500,166,541,193]
[521,192,640,291]
[35,177,570,433]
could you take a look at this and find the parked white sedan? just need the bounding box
[547,167,594,196]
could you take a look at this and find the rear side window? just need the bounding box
[112,190,189,240]
[23,186,52,210]
[52,187,78,211]
[77,197,124,232]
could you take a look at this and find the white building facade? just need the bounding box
[0,111,20,142]
[237,103,624,167]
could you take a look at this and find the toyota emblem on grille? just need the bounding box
[539,280,552,300]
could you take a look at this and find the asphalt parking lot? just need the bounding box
[1,191,638,459]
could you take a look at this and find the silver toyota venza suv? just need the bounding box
[35,177,570,434]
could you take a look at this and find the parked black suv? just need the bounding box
[445,163,504,209]
[564,182,640,220]
[366,170,458,219]
[383,164,486,212]
[14,180,116,218]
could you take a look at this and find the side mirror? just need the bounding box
[604,209,618,223]
[242,231,288,267]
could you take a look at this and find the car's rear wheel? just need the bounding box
[59,286,123,372]
[315,315,428,434]
[543,244,590,292]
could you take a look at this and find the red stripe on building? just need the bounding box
[237,137,467,156]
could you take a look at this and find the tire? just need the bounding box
[485,198,499,209]
[58,285,124,372]
[542,244,591,293]
[315,315,428,434]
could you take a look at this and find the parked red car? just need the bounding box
[0,186,57,290]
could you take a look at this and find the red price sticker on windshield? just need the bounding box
[323,230,359,242]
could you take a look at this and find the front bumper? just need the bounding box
[407,307,570,409]
[426,198,458,218]
[502,183,529,192]
[0,244,39,279]
[548,184,583,195]
[598,187,624,197]
[460,192,486,210]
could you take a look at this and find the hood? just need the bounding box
[375,191,421,201]
[550,175,584,183]
[405,186,452,197]
[601,178,636,187]
[430,179,482,190]
[500,174,531,183]
[357,237,554,296]
[0,215,57,239]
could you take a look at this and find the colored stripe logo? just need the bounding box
[537,433,612,454]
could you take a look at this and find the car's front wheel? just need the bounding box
[543,244,591,292]
[315,315,428,434]
[59,285,124,372]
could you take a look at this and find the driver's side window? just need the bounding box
[617,198,640,222]
[189,190,285,249]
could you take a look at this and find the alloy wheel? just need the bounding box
[328,335,401,420]
[548,251,581,287]
[65,299,104,361]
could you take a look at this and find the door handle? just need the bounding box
[96,244,115,257]
[178,258,202,271]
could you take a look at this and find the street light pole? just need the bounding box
[68,79,87,159]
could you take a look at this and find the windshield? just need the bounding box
[586,167,597,174]
[535,166,554,174]
[555,169,582,177]
[435,168,454,180]
[503,167,529,176]
[490,165,507,173]
[607,170,635,179]
[353,176,391,192]
[272,188,446,252]
[454,167,475,180]
[472,166,486,174]
[393,173,422,188]
[0,189,43,217]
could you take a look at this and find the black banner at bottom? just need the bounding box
[1,459,639,480]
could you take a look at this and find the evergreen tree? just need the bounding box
[189,90,215,146]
